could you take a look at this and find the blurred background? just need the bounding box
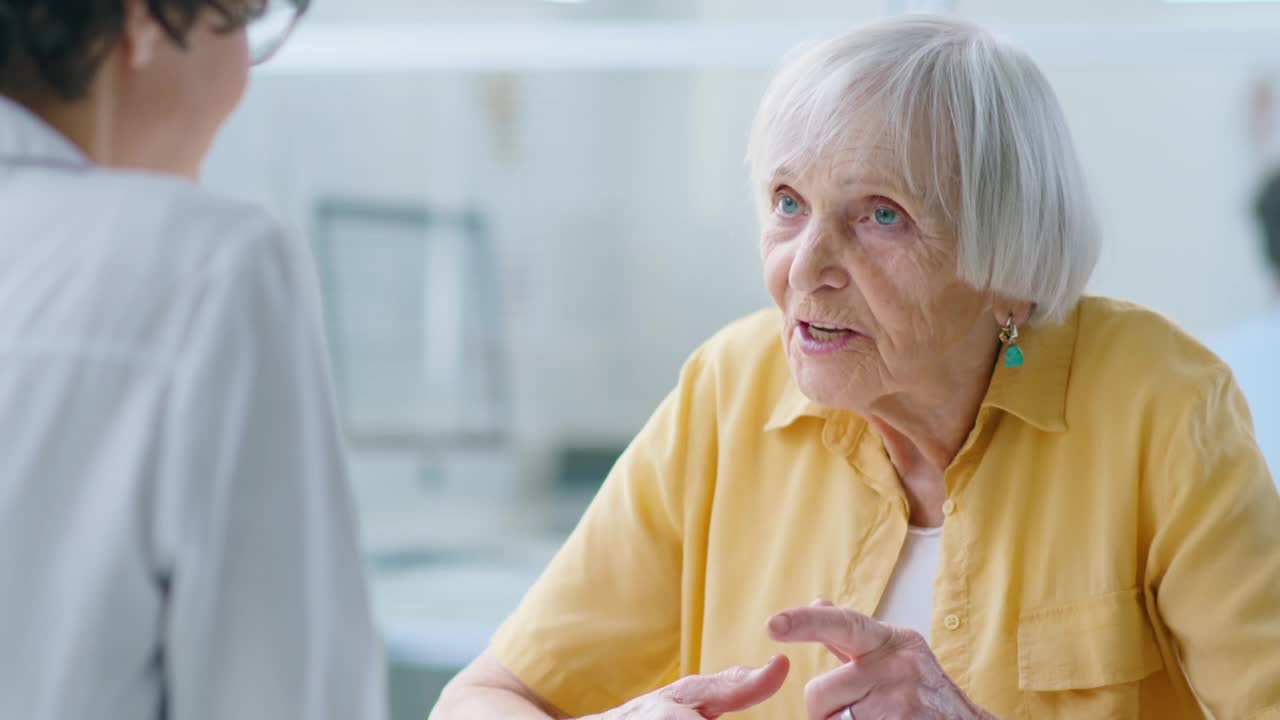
[202,0,1280,716]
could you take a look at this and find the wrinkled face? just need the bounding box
[760,138,994,413]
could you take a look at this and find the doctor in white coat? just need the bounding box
[0,1,386,719]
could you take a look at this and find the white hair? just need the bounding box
[747,15,1100,325]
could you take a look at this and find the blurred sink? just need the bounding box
[372,554,549,670]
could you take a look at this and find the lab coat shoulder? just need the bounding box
[36,169,309,366]
[92,171,295,287]
[128,175,322,347]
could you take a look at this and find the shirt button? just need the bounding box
[944,614,962,631]
[942,499,956,516]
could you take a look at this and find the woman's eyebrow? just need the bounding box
[840,175,915,200]
[840,173,898,188]
[768,165,800,185]
[834,153,909,191]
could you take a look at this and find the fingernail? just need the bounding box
[756,654,787,676]
[768,614,791,635]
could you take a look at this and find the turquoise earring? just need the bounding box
[1001,315,1024,368]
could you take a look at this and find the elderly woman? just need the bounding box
[434,15,1280,720]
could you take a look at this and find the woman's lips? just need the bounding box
[796,321,860,356]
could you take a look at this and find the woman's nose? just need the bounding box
[789,224,851,293]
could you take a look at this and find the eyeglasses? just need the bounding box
[248,0,312,66]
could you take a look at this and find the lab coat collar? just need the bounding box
[0,95,91,170]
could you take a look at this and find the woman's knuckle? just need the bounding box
[900,628,927,647]
[660,677,693,704]
[651,698,689,720]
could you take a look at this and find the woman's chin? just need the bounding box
[792,364,871,411]
[784,336,874,407]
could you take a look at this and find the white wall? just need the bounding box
[1053,66,1273,329]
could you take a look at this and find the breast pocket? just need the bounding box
[1017,588,1164,719]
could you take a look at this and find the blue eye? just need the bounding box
[776,194,802,217]
[873,207,900,226]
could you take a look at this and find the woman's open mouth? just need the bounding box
[797,321,860,356]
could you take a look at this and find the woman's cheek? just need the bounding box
[760,221,793,253]
[760,234,793,303]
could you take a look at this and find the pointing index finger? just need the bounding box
[767,606,892,659]
[809,598,852,663]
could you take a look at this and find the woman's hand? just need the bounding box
[586,655,790,720]
[768,602,996,720]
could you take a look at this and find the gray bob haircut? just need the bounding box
[747,15,1100,325]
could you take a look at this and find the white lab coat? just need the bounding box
[0,97,387,719]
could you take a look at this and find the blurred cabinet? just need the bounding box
[314,199,509,448]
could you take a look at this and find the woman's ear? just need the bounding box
[991,296,1033,328]
[119,0,165,70]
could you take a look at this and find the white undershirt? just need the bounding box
[874,525,944,641]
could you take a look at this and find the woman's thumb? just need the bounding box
[663,655,790,718]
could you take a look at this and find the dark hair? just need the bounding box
[1255,170,1280,277]
[0,0,264,101]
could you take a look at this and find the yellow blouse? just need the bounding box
[491,297,1280,720]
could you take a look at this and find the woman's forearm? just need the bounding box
[430,685,564,720]
[430,652,569,720]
